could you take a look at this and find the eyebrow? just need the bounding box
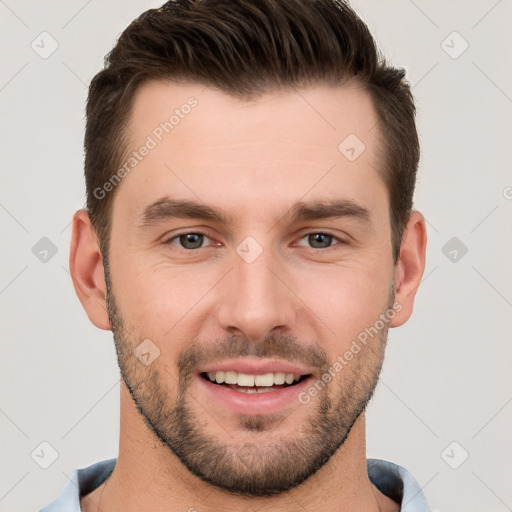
[137,197,371,227]
[138,198,231,226]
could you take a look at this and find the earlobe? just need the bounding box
[390,210,427,328]
[69,209,111,330]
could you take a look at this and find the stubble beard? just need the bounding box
[104,261,391,497]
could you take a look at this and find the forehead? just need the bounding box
[128,79,380,150]
[113,79,386,225]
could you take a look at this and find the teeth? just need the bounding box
[254,373,273,386]
[206,371,303,386]
[236,387,276,394]
[224,370,237,384]
[273,372,286,385]
[237,373,254,386]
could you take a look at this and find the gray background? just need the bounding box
[1,1,511,511]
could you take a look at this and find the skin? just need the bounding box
[70,81,426,512]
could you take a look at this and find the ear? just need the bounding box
[69,209,111,330]
[389,210,427,327]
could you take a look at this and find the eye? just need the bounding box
[296,232,342,250]
[166,232,214,250]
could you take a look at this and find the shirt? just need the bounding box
[39,457,431,511]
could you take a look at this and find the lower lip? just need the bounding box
[196,374,313,415]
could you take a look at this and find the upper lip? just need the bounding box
[197,357,315,377]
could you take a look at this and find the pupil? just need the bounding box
[309,233,332,248]
[181,233,203,249]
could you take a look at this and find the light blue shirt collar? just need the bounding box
[40,457,430,511]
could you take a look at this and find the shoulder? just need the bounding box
[367,458,431,512]
[39,458,117,512]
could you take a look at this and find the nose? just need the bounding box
[216,247,296,341]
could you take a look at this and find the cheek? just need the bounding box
[293,261,392,352]
[111,256,218,339]
[109,239,394,357]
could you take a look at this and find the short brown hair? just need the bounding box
[85,0,419,262]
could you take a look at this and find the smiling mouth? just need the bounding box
[200,371,311,394]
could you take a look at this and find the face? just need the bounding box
[104,81,397,496]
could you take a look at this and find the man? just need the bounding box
[41,0,429,510]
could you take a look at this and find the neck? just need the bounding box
[82,384,395,512]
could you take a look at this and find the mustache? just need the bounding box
[176,333,330,377]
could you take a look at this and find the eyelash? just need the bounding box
[164,230,345,252]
